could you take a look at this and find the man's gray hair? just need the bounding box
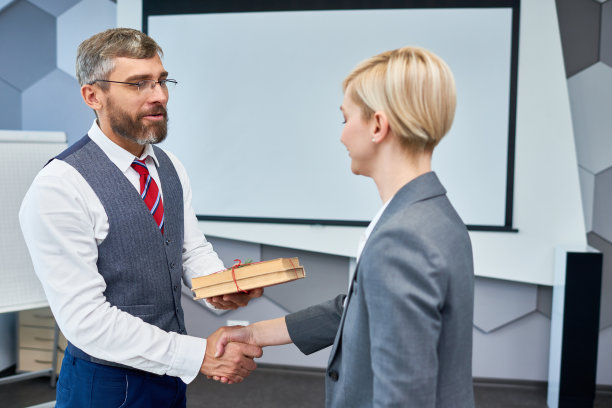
[76,28,163,88]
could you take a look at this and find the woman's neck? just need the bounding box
[371,144,432,203]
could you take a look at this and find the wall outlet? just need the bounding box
[226,320,249,327]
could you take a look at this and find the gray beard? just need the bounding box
[108,101,168,145]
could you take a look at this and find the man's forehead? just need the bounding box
[109,55,166,78]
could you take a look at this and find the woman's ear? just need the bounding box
[371,111,390,144]
[81,84,103,111]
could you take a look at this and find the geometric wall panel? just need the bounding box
[568,62,612,174]
[536,285,553,318]
[596,326,612,385]
[555,0,601,77]
[601,1,612,68]
[262,245,349,314]
[27,0,80,17]
[0,0,15,13]
[593,166,612,244]
[588,232,612,330]
[473,312,551,381]
[0,78,21,129]
[0,0,55,90]
[57,0,116,79]
[579,166,596,232]
[473,277,537,333]
[21,69,94,144]
[206,236,262,269]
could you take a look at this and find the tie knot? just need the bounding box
[131,159,150,176]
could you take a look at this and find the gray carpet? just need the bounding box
[186,365,324,408]
[2,365,612,407]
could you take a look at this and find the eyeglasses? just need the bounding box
[92,79,178,93]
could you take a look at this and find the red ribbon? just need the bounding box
[231,259,250,294]
[226,257,299,295]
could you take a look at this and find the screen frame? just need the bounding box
[142,0,520,232]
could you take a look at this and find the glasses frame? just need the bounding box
[91,79,178,92]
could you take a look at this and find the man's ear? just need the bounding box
[81,84,103,111]
[371,111,390,144]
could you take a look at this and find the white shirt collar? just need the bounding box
[356,197,393,263]
[87,120,159,173]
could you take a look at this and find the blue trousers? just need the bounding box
[56,349,187,407]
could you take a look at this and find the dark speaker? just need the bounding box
[556,251,603,408]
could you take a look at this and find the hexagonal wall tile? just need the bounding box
[21,69,95,144]
[0,0,55,90]
[536,285,552,318]
[568,62,612,174]
[57,0,116,79]
[579,166,596,232]
[556,0,601,77]
[587,232,612,330]
[602,1,612,68]
[27,0,81,17]
[473,277,537,333]
[262,245,349,314]
[596,326,612,384]
[473,312,550,380]
[0,0,15,12]
[206,236,261,268]
[593,167,612,244]
[0,78,21,129]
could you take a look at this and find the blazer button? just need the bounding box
[328,370,339,381]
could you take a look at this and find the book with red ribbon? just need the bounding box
[191,257,305,300]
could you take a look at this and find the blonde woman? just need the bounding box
[211,46,475,407]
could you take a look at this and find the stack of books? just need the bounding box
[191,257,305,299]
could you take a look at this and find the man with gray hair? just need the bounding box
[19,28,262,407]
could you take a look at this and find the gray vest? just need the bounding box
[55,135,186,368]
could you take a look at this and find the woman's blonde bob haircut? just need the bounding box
[343,46,456,152]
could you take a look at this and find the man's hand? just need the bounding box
[207,318,291,384]
[206,287,264,310]
[200,326,262,384]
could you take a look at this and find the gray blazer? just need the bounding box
[286,172,475,407]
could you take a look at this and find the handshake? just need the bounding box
[199,317,289,384]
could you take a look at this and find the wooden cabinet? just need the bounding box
[18,307,65,374]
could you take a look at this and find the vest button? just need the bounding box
[174,285,178,291]
[170,262,175,269]
[328,370,339,381]
[165,239,171,245]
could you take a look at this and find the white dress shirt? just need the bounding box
[19,121,225,384]
[348,198,391,294]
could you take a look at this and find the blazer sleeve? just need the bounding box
[361,225,449,407]
[285,294,345,355]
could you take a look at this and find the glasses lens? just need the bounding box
[137,80,177,93]
[137,80,156,92]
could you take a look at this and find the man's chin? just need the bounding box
[140,120,167,144]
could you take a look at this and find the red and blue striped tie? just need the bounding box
[131,158,165,234]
